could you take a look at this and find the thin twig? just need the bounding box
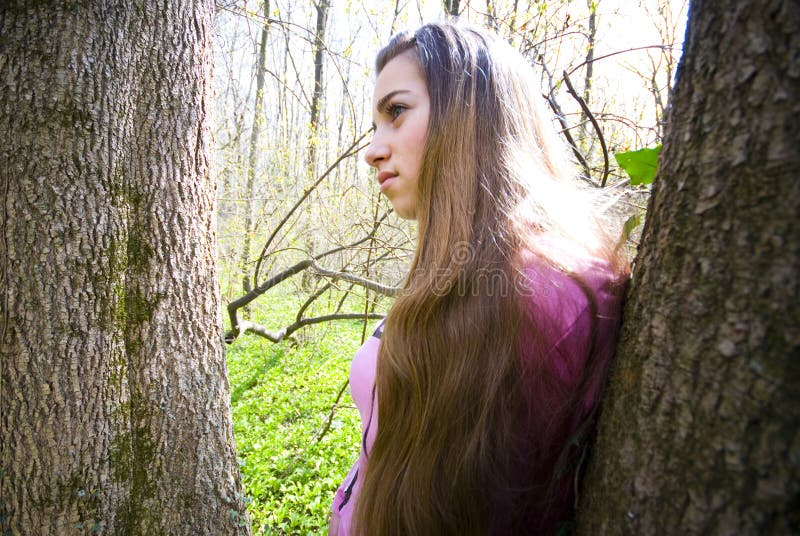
[295,282,333,324]
[278,378,352,479]
[562,70,610,187]
[335,281,357,314]
[314,379,351,442]
[253,130,371,285]
[539,60,591,181]
[361,193,382,344]
[566,44,678,77]
[545,95,591,182]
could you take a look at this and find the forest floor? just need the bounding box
[225,291,377,534]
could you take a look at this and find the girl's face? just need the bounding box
[365,50,430,220]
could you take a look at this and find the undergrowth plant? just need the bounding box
[225,290,380,534]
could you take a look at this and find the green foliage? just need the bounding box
[227,297,368,535]
[616,211,645,251]
[614,145,662,185]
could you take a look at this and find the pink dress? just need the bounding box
[330,253,625,534]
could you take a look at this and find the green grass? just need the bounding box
[225,291,376,534]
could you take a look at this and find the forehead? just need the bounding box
[372,50,427,107]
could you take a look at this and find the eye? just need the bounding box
[388,103,406,121]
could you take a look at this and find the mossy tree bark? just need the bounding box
[0,1,250,534]
[577,0,799,533]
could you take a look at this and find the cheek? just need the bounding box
[410,125,428,169]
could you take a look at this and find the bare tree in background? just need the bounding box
[302,0,332,289]
[443,0,461,17]
[628,0,686,141]
[239,0,271,299]
[579,0,598,144]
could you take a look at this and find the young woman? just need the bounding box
[330,22,629,535]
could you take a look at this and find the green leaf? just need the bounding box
[622,212,643,239]
[616,212,644,250]
[614,145,661,185]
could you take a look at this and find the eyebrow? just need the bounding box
[371,89,411,129]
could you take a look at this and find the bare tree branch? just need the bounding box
[314,379,351,442]
[296,281,333,323]
[539,60,592,182]
[311,260,401,297]
[565,44,678,77]
[563,70,610,187]
[228,313,385,344]
[226,210,395,343]
[253,130,371,285]
[546,94,592,183]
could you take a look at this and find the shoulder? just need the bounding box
[516,244,627,383]
[517,236,626,327]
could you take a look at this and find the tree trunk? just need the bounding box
[0,2,250,534]
[302,0,330,289]
[306,0,330,177]
[443,0,460,17]
[579,0,597,143]
[240,0,271,299]
[577,0,799,533]
[485,0,499,32]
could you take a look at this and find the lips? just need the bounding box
[377,171,398,192]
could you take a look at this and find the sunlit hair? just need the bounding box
[353,22,629,535]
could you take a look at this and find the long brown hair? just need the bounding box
[353,23,628,535]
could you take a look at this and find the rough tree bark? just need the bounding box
[577,0,799,533]
[0,1,250,534]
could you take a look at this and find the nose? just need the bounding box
[364,131,390,168]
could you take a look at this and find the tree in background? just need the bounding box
[0,1,249,533]
[579,0,598,144]
[301,0,332,290]
[239,0,271,299]
[577,0,799,532]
